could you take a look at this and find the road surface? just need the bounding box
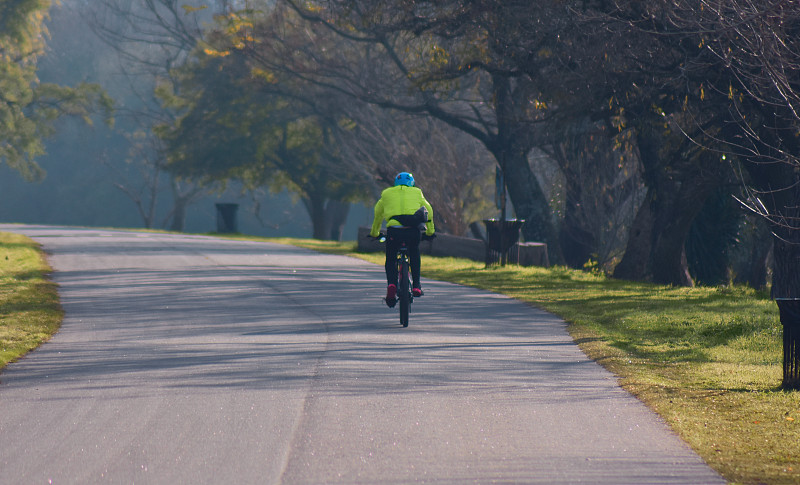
[0,225,724,484]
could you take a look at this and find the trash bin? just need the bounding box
[215,203,239,233]
[483,219,524,267]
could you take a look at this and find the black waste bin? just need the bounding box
[215,203,239,233]
[483,219,524,267]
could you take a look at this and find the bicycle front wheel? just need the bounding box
[399,258,410,327]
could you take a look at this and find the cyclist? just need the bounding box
[370,172,435,307]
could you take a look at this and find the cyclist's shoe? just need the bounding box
[412,287,423,297]
[385,284,397,307]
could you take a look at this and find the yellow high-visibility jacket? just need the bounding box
[370,185,435,237]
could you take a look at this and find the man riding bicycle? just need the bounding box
[370,172,435,307]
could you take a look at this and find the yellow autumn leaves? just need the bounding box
[201,11,256,58]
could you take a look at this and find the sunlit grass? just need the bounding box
[0,232,62,368]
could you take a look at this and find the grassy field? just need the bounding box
[0,232,61,368]
[3,231,798,484]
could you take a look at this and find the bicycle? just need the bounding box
[377,230,434,327]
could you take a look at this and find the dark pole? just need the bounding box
[499,161,507,266]
[776,299,800,389]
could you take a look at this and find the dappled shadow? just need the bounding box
[0,228,622,406]
[515,282,779,364]
[0,226,728,485]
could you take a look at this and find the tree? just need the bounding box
[547,120,644,270]
[100,127,210,230]
[333,103,496,236]
[686,186,743,286]
[156,35,370,240]
[0,0,112,180]
[85,0,222,231]
[610,108,732,286]
[505,1,737,285]
[645,0,800,386]
[161,4,498,239]
[276,0,736,280]
[104,130,163,229]
[236,1,561,254]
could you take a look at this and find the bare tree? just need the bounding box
[236,1,560,254]
[645,0,800,387]
[84,0,220,231]
[546,120,645,271]
[334,103,495,236]
[102,130,162,229]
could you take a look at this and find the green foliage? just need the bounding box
[0,0,48,179]
[156,10,372,238]
[0,0,49,54]
[0,0,113,181]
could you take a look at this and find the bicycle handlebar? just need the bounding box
[370,232,436,244]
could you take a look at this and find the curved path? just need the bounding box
[0,225,723,484]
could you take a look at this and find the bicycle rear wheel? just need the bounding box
[399,257,410,327]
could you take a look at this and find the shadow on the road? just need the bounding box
[2,234,615,404]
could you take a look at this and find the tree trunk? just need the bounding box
[613,188,655,280]
[743,226,771,290]
[615,181,712,286]
[490,73,560,262]
[650,225,694,287]
[554,132,597,268]
[168,197,188,232]
[303,195,351,241]
[647,172,715,286]
[303,195,327,240]
[550,119,644,270]
[614,124,724,285]
[325,199,350,241]
[559,179,596,269]
[502,146,557,247]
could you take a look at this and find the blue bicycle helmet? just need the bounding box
[394,172,415,187]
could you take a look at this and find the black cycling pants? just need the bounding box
[385,226,421,288]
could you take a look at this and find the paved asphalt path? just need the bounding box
[0,225,724,484]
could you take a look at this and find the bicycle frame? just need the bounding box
[396,243,413,327]
[379,233,414,327]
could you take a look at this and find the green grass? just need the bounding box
[271,237,799,485]
[0,232,62,368]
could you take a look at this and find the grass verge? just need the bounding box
[0,232,62,369]
[270,237,798,485]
